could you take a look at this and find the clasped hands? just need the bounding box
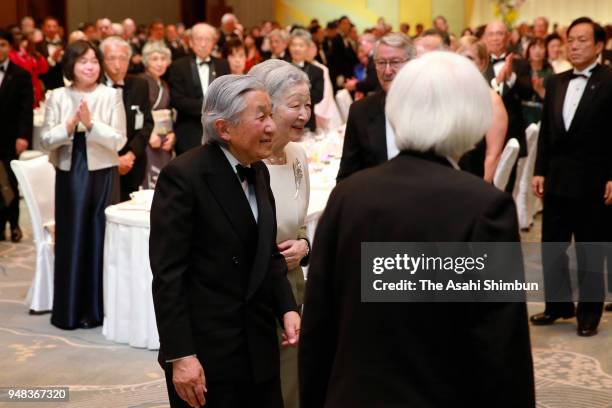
[66,98,93,134]
[172,311,300,407]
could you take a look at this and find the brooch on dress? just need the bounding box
[293,159,303,199]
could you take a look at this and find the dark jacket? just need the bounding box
[0,61,33,160]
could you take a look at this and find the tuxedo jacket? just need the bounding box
[298,61,324,131]
[484,57,533,156]
[117,75,154,200]
[36,39,65,90]
[328,34,358,87]
[150,143,297,383]
[336,91,387,182]
[0,61,33,160]
[168,55,230,154]
[535,64,612,200]
[301,151,535,408]
[355,55,381,95]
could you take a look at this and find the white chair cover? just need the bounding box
[312,61,343,131]
[335,89,353,123]
[513,123,540,229]
[10,155,55,312]
[493,138,520,191]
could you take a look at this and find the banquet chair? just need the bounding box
[513,123,540,230]
[11,155,55,313]
[493,138,520,191]
[335,89,353,123]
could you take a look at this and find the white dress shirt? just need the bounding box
[220,146,258,222]
[0,59,8,87]
[385,118,399,160]
[490,53,517,94]
[196,57,211,96]
[562,61,597,131]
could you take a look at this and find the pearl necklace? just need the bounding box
[265,151,287,165]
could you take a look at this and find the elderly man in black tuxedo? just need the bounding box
[0,30,33,242]
[300,51,535,408]
[101,36,154,201]
[531,17,612,337]
[483,20,533,192]
[337,33,414,182]
[150,74,300,408]
[168,23,230,155]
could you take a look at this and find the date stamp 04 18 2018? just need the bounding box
[0,387,69,402]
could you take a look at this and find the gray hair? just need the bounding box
[142,41,172,66]
[290,28,313,45]
[99,35,132,59]
[386,51,492,158]
[267,28,290,43]
[201,75,266,145]
[248,59,309,111]
[374,32,416,60]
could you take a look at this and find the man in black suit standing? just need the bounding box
[37,16,65,91]
[328,16,358,90]
[0,30,32,242]
[150,75,300,408]
[337,33,414,182]
[101,36,153,201]
[531,17,612,337]
[168,23,229,155]
[483,20,533,191]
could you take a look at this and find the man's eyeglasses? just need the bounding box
[374,58,409,69]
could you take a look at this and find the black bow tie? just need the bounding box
[491,56,506,65]
[236,164,255,184]
[198,58,211,66]
[570,72,589,80]
[112,83,124,89]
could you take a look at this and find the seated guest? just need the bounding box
[9,31,48,107]
[41,40,126,329]
[101,36,153,201]
[457,36,508,182]
[168,23,229,155]
[523,38,553,125]
[139,41,175,189]
[265,29,291,61]
[546,33,572,73]
[288,29,323,132]
[250,60,312,408]
[0,30,33,242]
[300,51,535,408]
[337,33,415,182]
[222,37,247,75]
[150,75,300,408]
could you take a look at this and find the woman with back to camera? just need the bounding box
[456,35,508,182]
[250,59,311,408]
[41,40,126,330]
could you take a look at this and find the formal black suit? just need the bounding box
[36,39,65,91]
[114,75,154,201]
[336,91,387,182]
[296,61,324,132]
[300,151,535,408]
[150,143,297,406]
[534,64,612,326]
[355,55,381,95]
[168,55,230,155]
[0,61,33,232]
[328,33,358,90]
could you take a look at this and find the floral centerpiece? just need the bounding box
[493,0,525,28]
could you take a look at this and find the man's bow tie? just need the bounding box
[570,72,588,80]
[490,56,506,65]
[198,58,212,66]
[236,164,255,184]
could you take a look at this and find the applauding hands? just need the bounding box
[66,98,93,134]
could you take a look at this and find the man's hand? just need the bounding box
[172,356,207,407]
[51,47,63,62]
[281,311,301,347]
[162,132,176,152]
[532,176,545,198]
[149,132,162,148]
[278,239,308,270]
[15,138,29,155]
[496,54,514,84]
[118,151,136,175]
[604,181,612,205]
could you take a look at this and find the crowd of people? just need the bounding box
[0,9,611,408]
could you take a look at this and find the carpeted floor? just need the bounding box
[0,204,610,408]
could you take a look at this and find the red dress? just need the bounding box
[9,49,49,107]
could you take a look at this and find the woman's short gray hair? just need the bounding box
[248,59,309,110]
[99,35,132,59]
[386,51,492,158]
[141,41,172,67]
[290,28,313,45]
[374,32,416,60]
[201,75,266,145]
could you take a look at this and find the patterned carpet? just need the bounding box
[0,205,610,408]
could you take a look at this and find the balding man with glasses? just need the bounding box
[337,33,415,182]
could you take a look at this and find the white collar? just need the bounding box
[196,56,212,65]
[220,146,250,174]
[294,61,305,68]
[573,60,598,77]
[105,74,124,87]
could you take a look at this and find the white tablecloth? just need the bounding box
[102,202,159,350]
